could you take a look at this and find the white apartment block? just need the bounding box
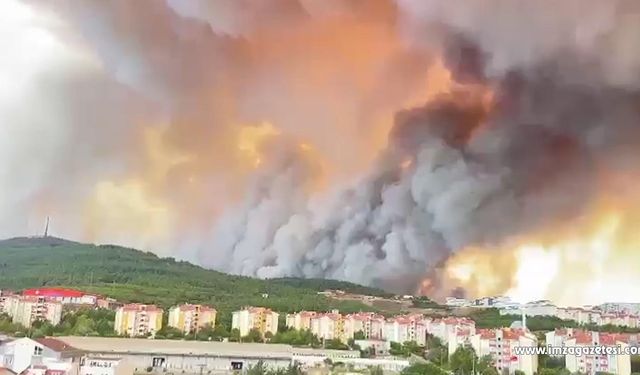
[232,307,279,337]
[427,317,476,345]
[288,311,385,344]
[601,314,638,328]
[468,328,538,375]
[168,304,216,334]
[310,312,347,342]
[21,288,98,305]
[384,314,428,346]
[344,312,385,340]
[114,304,163,337]
[286,311,317,331]
[446,325,478,358]
[565,332,631,375]
[0,337,81,375]
[3,295,63,328]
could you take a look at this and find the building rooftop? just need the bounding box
[35,338,81,355]
[22,288,88,298]
[246,307,276,314]
[54,337,293,359]
[174,304,216,312]
[120,303,162,312]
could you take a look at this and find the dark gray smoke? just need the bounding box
[205,1,640,293]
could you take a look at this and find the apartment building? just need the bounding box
[469,328,538,375]
[447,326,475,358]
[168,304,216,334]
[552,330,632,375]
[0,337,83,375]
[602,314,638,328]
[286,311,317,331]
[22,288,98,306]
[384,314,428,346]
[344,312,385,340]
[427,317,476,345]
[310,312,347,343]
[232,307,279,337]
[545,327,600,350]
[114,304,163,337]
[4,295,63,328]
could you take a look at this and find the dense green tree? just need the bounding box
[154,326,184,339]
[0,314,24,335]
[325,338,348,350]
[390,341,425,358]
[29,321,55,338]
[267,363,303,375]
[539,354,565,369]
[411,296,444,309]
[229,328,241,342]
[538,368,571,375]
[477,355,499,375]
[632,356,640,373]
[247,361,268,375]
[243,328,264,343]
[271,328,320,347]
[449,345,477,375]
[0,241,384,324]
[354,330,366,340]
[401,363,448,375]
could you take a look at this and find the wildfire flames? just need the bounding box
[424,195,640,305]
[4,0,640,305]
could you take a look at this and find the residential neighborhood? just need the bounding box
[0,288,638,375]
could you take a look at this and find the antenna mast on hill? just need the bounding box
[43,216,50,237]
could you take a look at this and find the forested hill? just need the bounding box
[0,238,389,318]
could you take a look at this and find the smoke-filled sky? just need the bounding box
[2,0,640,305]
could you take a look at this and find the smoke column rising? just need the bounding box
[3,0,640,303]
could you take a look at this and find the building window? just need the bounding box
[152,357,166,367]
[34,346,43,356]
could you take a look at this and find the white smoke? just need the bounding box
[205,101,514,290]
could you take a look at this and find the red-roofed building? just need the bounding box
[427,316,476,344]
[468,328,538,375]
[310,311,347,342]
[0,338,80,375]
[545,328,590,350]
[22,289,97,306]
[344,312,386,340]
[286,311,317,331]
[564,331,631,375]
[384,314,428,345]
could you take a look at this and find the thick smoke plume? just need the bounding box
[3,0,640,301]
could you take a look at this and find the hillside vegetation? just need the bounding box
[0,237,387,327]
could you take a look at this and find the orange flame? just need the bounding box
[426,196,640,305]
